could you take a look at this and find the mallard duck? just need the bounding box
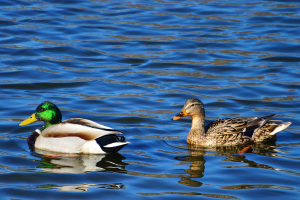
[172,98,291,146]
[19,101,129,154]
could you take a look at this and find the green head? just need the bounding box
[19,101,62,130]
[36,101,62,125]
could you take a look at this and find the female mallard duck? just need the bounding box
[19,101,129,154]
[172,98,291,146]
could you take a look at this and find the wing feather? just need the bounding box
[42,122,122,141]
[206,114,278,140]
[206,118,248,135]
[62,118,120,131]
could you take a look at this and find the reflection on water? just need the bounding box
[34,149,127,174]
[40,183,124,192]
[169,141,300,194]
[136,141,299,198]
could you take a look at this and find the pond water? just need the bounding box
[1,0,300,199]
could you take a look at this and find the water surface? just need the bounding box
[1,0,300,199]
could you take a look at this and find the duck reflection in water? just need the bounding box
[33,148,128,174]
[176,142,280,187]
[39,183,125,192]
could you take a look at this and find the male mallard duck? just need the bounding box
[19,101,129,154]
[172,98,291,146]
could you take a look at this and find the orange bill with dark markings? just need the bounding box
[172,108,188,120]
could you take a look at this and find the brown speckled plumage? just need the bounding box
[173,98,291,146]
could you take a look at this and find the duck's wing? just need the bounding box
[42,118,122,141]
[62,118,121,132]
[206,118,248,135]
[205,118,251,145]
[244,114,275,132]
[207,114,276,136]
[204,114,289,145]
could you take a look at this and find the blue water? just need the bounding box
[1,0,300,199]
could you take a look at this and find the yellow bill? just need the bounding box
[172,108,188,120]
[19,113,38,126]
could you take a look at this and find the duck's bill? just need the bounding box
[172,108,188,120]
[19,113,38,126]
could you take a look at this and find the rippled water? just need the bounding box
[1,0,300,199]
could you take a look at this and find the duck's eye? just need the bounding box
[40,108,46,112]
[191,104,194,107]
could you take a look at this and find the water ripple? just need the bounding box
[0,0,300,199]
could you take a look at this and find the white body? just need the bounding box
[35,133,106,154]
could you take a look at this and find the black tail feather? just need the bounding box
[96,135,128,153]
